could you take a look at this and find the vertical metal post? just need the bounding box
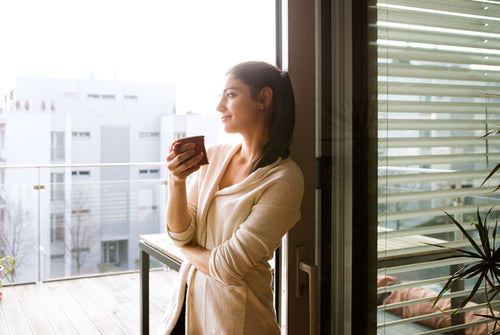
[140,249,150,335]
[37,167,41,283]
[276,0,282,69]
[275,0,284,329]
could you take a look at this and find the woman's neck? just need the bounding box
[238,131,268,167]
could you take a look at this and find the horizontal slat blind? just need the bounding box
[377,0,500,333]
[378,101,500,114]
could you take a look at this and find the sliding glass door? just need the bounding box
[377,1,500,333]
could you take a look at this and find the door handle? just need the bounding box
[297,246,318,335]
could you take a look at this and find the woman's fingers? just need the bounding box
[167,149,204,181]
[170,149,203,168]
[167,142,195,161]
[172,142,195,155]
[176,164,201,180]
[173,149,195,166]
[167,140,205,181]
[166,150,177,162]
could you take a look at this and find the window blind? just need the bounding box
[377,0,500,333]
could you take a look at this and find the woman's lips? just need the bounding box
[221,115,231,122]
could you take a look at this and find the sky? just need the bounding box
[0,0,276,115]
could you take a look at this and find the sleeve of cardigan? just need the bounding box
[208,163,304,285]
[167,173,199,247]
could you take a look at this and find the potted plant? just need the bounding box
[430,129,500,333]
[0,255,14,300]
[432,210,500,328]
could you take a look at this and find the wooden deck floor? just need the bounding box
[0,269,179,335]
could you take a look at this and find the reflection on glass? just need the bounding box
[377,1,500,333]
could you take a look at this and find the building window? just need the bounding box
[72,131,91,138]
[139,169,159,175]
[87,94,115,100]
[50,173,65,201]
[0,127,5,150]
[139,132,160,138]
[72,170,91,177]
[51,132,65,161]
[102,241,122,265]
[50,213,65,242]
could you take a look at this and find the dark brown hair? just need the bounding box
[227,61,296,172]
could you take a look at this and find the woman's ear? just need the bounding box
[259,87,273,110]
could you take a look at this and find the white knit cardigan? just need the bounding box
[158,143,304,335]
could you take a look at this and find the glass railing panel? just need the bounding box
[0,167,39,284]
[35,163,167,281]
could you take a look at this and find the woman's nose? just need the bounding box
[216,97,225,112]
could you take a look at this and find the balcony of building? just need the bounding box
[0,268,177,334]
[0,162,176,334]
[0,162,167,278]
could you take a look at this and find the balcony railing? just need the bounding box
[0,162,168,285]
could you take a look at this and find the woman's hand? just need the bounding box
[167,142,204,183]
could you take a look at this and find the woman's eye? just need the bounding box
[226,92,235,98]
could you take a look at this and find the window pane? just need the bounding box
[51,132,65,161]
[50,172,65,201]
[377,1,500,333]
[0,0,275,282]
[377,0,500,333]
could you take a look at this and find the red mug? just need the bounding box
[170,135,209,165]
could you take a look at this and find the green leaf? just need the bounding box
[476,208,492,258]
[462,265,483,279]
[432,265,480,308]
[421,242,481,259]
[487,288,499,303]
[482,128,500,138]
[482,163,500,187]
[444,211,485,258]
[493,219,498,255]
[454,272,485,315]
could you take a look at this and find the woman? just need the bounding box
[159,61,304,334]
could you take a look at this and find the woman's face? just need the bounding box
[216,75,269,136]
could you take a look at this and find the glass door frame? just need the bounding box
[281,0,378,334]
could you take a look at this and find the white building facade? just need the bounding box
[0,77,219,283]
